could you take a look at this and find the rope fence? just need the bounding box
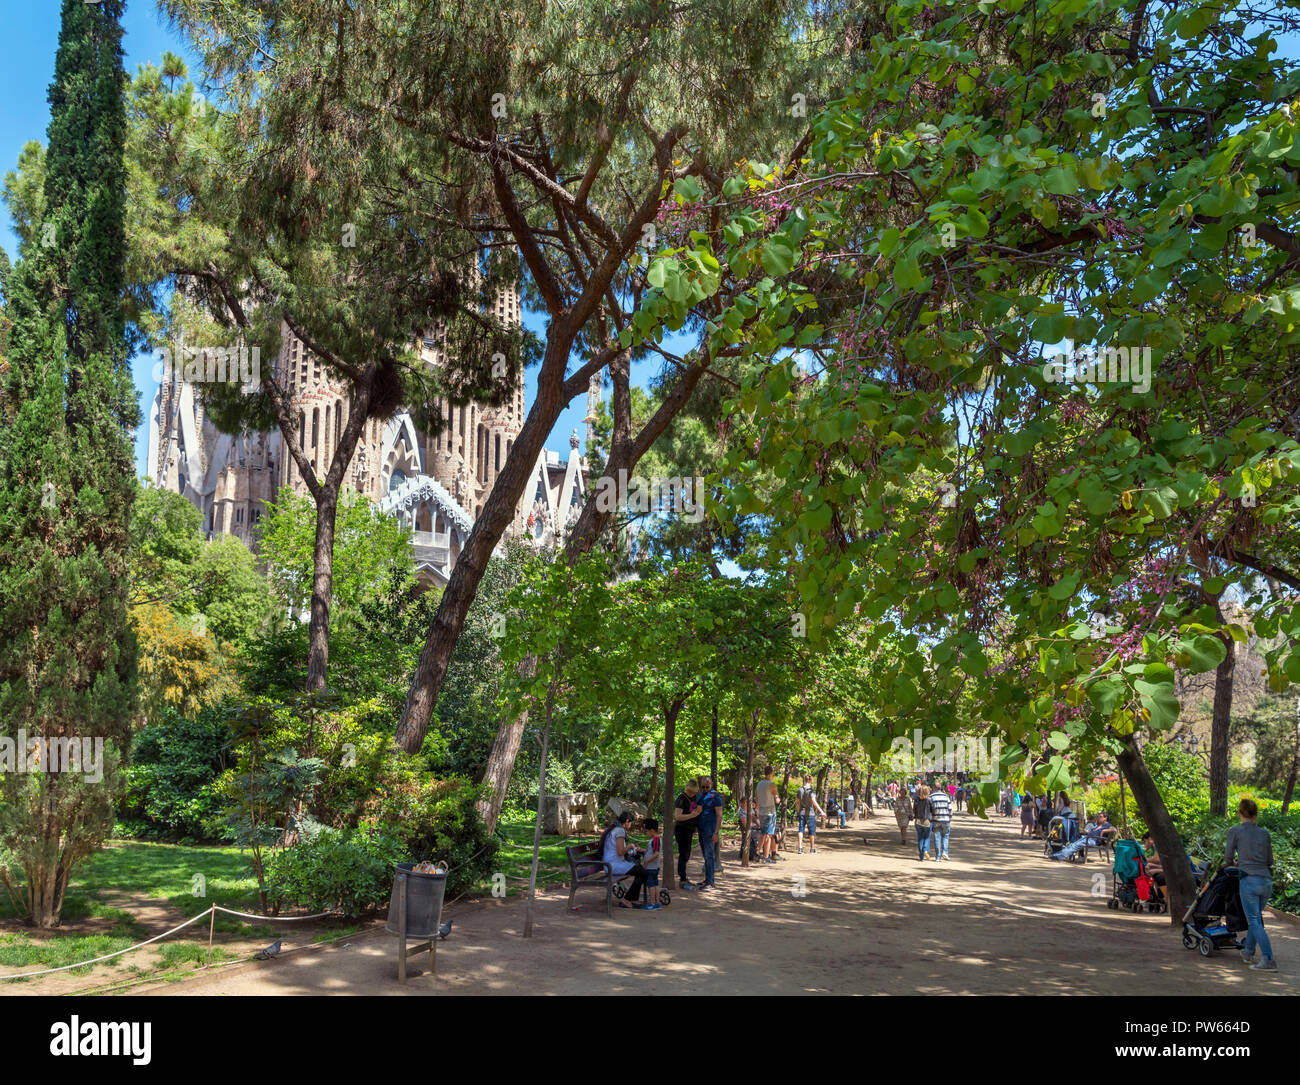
[0,903,338,982]
[1,847,486,983]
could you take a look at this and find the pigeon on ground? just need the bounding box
[255,939,283,960]
[436,920,452,940]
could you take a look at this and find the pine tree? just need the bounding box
[0,0,137,929]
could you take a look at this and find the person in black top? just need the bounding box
[673,778,702,888]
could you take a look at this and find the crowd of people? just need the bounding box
[595,767,877,907]
[590,776,1280,972]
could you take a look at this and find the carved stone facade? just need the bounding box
[145,284,589,586]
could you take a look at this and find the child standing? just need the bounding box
[642,819,663,909]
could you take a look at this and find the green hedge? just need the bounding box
[264,827,403,917]
[1182,808,1300,916]
[118,708,232,843]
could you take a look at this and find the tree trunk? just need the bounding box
[662,701,682,891]
[25,816,72,930]
[740,709,757,868]
[815,763,829,806]
[1117,736,1196,924]
[1281,747,1299,816]
[523,683,556,940]
[779,761,792,835]
[1208,628,1234,818]
[865,768,873,812]
[398,344,707,820]
[306,490,339,692]
[262,357,372,697]
[646,738,662,815]
[398,343,704,756]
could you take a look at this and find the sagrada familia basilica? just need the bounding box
[145,283,589,586]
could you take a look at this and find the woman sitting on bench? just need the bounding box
[600,811,647,908]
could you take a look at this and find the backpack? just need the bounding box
[798,786,814,813]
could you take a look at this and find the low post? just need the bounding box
[396,870,408,985]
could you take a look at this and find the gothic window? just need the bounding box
[324,404,331,454]
[389,469,406,493]
[534,481,545,504]
[495,433,501,473]
[312,408,319,449]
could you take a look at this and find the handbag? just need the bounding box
[1134,859,1153,901]
[916,818,931,828]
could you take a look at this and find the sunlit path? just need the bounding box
[146,812,1297,996]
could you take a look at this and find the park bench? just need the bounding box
[565,840,615,916]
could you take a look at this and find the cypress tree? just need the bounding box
[0,0,137,929]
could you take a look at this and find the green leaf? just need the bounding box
[1135,680,1180,730]
[1040,756,1071,792]
[1042,164,1079,195]
[894,253,923,291]
[1180,633,1228,673]
[1087,676,1126,715]
[761,235,797,278]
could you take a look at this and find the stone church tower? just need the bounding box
[146,282,587,586]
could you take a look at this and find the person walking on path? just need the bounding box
[1226,798,1278,971]
[796,774,826,854]
[673,779,702,888]
[929,784,953,860]
[756,766,779,863]
[695,776,726,889]
[893,781,911,843]
[1019,791,1036,838]
[913,784,935,861]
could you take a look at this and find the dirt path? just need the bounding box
[133,810,1296,996]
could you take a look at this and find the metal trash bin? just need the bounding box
[386,863,448,938]
[386,862,448,983]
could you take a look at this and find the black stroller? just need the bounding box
[1182,864,1245,957]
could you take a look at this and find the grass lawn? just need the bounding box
[485,815,574,897]
[1,819,587,981]
[0,841,279,979]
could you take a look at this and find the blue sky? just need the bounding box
[0,1,646,478]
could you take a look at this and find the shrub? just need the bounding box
[1181,804,1300,916]
[1140,743,1209,825]
[263,827,403,917]
[119,708,232,843]
[365,776,499,897]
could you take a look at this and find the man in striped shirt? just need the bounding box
[929,784,954,861]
